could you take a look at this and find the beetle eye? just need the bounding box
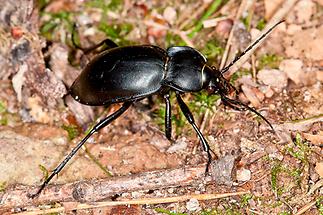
[207,85,216,94]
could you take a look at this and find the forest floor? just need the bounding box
[0,0,322,214]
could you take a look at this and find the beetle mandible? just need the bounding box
[30,21,283,197]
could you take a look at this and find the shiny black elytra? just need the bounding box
[30,21,282,197]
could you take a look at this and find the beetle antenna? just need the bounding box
[221,96,275,132]
[221,20,284,74]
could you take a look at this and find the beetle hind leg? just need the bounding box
[175,92,213,174]
[29,102,132,198]
[164,93,172,140]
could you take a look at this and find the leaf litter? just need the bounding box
[0,0,322,214]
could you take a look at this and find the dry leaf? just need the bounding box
[303,133,323,146]
[315,162,323,178]
[241,85,263,108]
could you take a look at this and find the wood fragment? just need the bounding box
[294,200,317,215]
[225,0,298,76]
[1,156,238,209]
[16,191,249,214]
[219,0,249,70]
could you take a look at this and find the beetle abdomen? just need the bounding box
[70,45,167,105]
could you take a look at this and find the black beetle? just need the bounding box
[30,21,282,197]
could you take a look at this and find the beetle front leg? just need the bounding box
[175,92,213,174]
[164,93,172,140]
[29,102,132,198]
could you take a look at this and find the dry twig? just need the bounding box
[1,156,238,209]
[16,191,249,215]
[224,0,298,76]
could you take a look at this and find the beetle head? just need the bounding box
[202,65,274,132]
[203,65,236,97]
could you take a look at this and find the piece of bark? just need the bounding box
[1,154,238,209]
[0,0,66,122]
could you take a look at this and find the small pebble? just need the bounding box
[168,188,174,193]
[279,59,303,85]
[215,19,233,38]
[257,69,288,91]
[186,198,201,212]
[167,137,188,153]
[236,168,251,182]
[163,6,177,24]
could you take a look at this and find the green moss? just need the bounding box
[0,101,6,113]
[61,124,80,140]
[230,69,251,85]
[271,161,283,194]
[153,94,187,137]
[289,168,302,187]
[277,212,291,215]
[38,164,49,181]
[36,0,50,11]
[165,32,186,47]
[188,0,224,38]
[240,16,251,30]
[258,54,282,70]
[316,196,323,214]
[201,40,224,61]
[286,133,310,164]
[240,194,253,207]
[155,208,187,215]
[85,0,122,12]
[256,19,266,30]
[98,22,133,46]
[0,101,8,125]
[0,181,6,192]
[40,11,74,42]
[191,91,220,114]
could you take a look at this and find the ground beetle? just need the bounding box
[30,21,283,197]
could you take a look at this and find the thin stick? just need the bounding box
[294,200,318,215]
[17,191,250,215]
[219,0,249,70]
[223,0,298,76]
[220,20,284,75]
[1,160,237,208]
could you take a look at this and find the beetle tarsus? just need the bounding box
[204,150,213,176]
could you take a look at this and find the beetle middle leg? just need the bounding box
[29,102,132,198]
[175,92,213,174]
